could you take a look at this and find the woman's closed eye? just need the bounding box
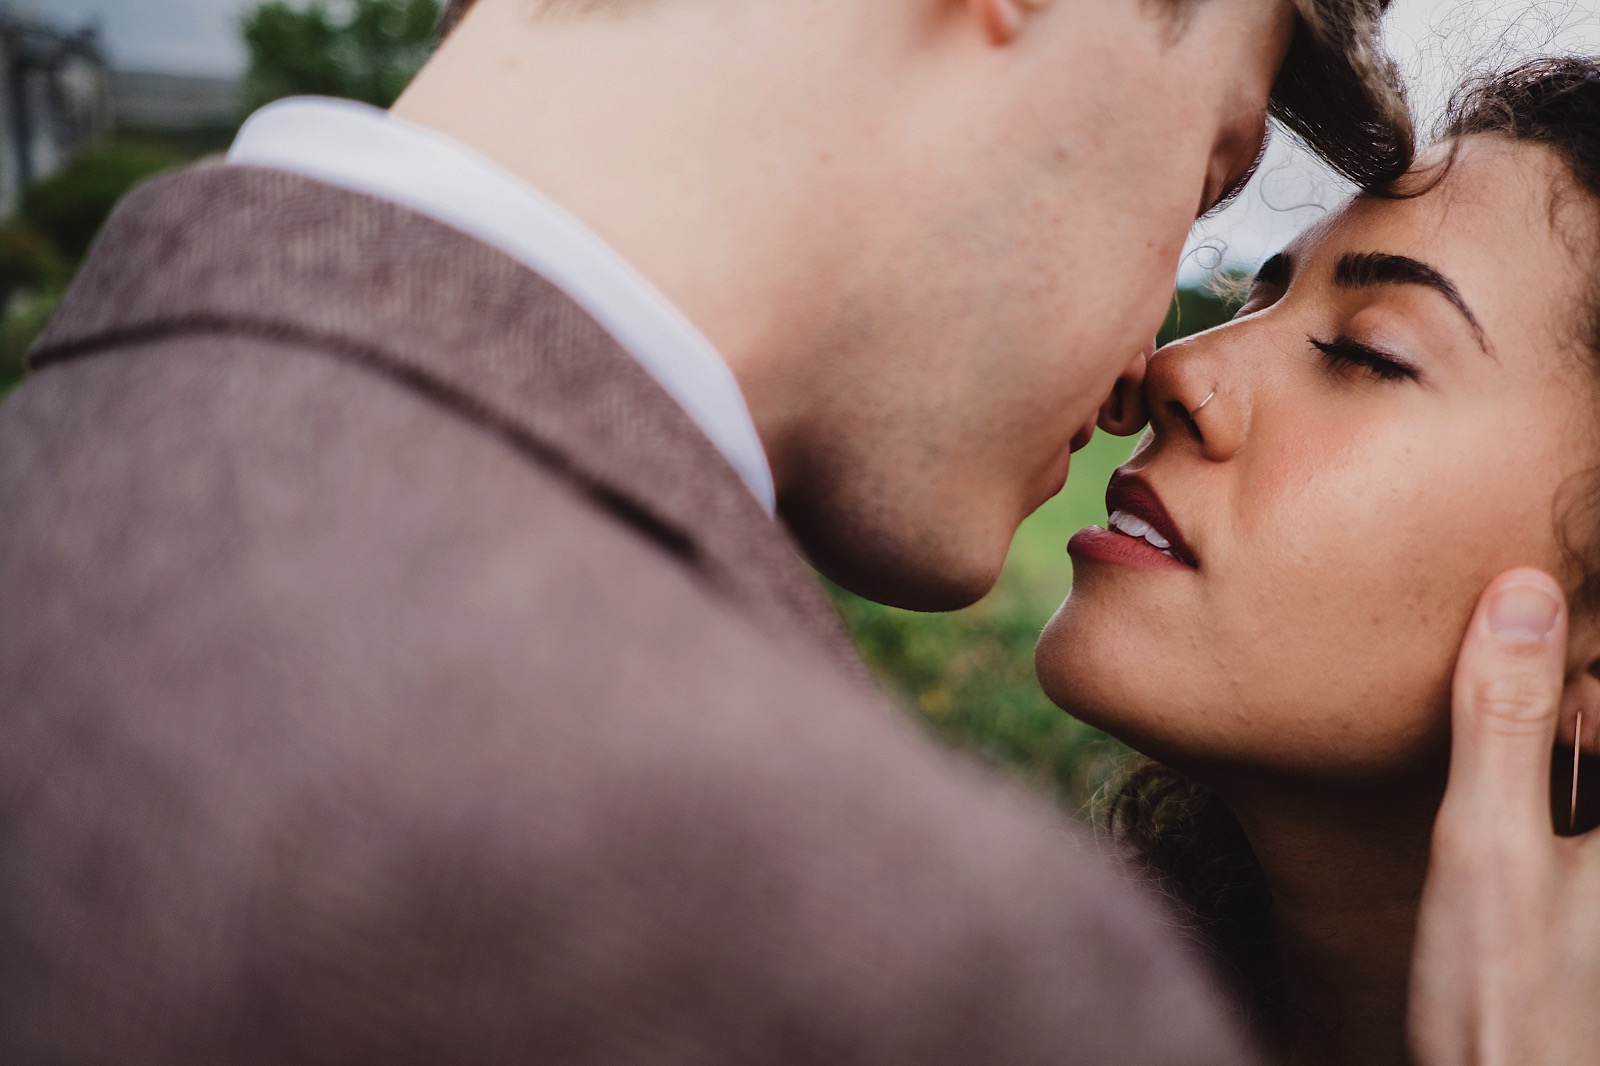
[1310,336,1418,383]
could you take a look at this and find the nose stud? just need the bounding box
[1193,389,1217,415]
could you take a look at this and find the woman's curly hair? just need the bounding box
[1104,762,1284,1041]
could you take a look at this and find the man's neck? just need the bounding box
[389,0,898,486]
[1221,773,1442,1066]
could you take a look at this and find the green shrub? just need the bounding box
[0,221,66,300]
[241,0,441,114]
[0,286,63,397]
[20,145,186,262]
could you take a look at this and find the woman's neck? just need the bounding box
[1223,777,1440,1066]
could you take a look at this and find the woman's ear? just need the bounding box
[970,0,1050,46]
[1562,612,1600,756]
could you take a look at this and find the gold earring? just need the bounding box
[1571,711,1583,832]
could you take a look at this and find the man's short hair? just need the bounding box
[432,0,1414,191]
[1275,0,1413,188]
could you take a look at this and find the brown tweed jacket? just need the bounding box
[0,164,1253,1064]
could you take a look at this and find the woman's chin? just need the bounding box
[1040,609,1150,746]
[1037,595,1241,773]
[1038,593,1152,716]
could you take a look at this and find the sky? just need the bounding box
[1181,0,1600,281]
[27,0,1600,275]
[35,0,256,77]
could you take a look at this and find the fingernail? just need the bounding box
[1489,584,1561,642]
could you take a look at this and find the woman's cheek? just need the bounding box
[1271,449,1569,767]
[1221,474,1455,764]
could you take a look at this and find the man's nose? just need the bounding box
[1095,343,1152,436]
[1140,336,1243,463]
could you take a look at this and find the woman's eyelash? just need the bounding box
[1309,336,1416,382]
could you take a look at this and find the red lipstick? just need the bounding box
[1068,472,1198,572]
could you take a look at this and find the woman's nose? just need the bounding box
[1096,344,1153,436]
[1141,336,1243,462]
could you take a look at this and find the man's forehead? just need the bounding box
[1263,0,1413,191]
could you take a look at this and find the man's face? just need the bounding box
[781,0,1296,611]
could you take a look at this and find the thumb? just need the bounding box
[1441,568,1567,846]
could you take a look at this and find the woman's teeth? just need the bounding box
[1108,510,1176,556]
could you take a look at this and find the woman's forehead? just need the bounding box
[1281,135,1593,342]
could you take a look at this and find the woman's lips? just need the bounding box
[1069,526,1194,572]
[1106,472,1197,564]
[1068,471,1198,572]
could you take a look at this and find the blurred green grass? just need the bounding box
[829,431,1139,814]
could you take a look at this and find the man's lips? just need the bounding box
[1070,471,1198,570]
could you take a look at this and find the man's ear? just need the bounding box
[969,0,1049,46]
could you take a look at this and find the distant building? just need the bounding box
[112,70,239,133]
[0,7,114,216]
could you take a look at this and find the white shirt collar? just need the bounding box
[227,96,776,515]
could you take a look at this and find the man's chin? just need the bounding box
[826,564,996,613]
[788,520,1002,613]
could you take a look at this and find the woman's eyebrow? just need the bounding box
[1334,252,1492,356]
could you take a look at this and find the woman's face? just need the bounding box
[1038,135,1600,786]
